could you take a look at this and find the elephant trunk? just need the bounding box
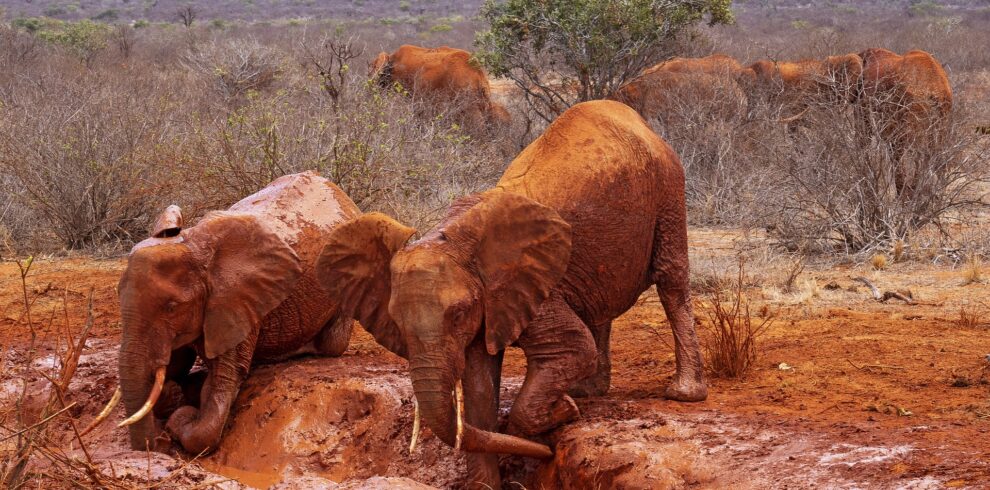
[118,312,170,450]
[409,354,552,459]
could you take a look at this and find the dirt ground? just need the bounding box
[1,227,989,488]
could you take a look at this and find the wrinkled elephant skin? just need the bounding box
[116,171,361,454]
[316,100,706,488]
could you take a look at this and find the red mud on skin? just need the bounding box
[2,247,990,488]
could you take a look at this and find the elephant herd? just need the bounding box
[82,44,953,488]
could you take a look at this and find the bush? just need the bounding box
[702,260,773,378]
[475,0,734,121]
[34,19,111,66]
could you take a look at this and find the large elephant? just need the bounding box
[104,171,359,454]
[610,54,747,123]
[315,100,706,488]
[858,48,952,194]
[370,44,510,130]
[740,53,864,121]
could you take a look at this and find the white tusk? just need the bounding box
[409,398,421,453]
[454,380,464,451]
[118,367,166,428]
[79,387,122,437]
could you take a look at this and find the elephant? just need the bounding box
[369,44,511,131]
[739,53,864,122]
[609,54,748,123]
[315,100,707,488]
[857,48,953,195]
[99,171,360,454]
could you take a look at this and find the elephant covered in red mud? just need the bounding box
[315,100,706,488]
[93,171,362,455]
[370,44,510,130]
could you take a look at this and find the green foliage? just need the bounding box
[33,19,111,65]
[12,17,47,33]
[475,0,734,119]
[908,0,944,17]
[91,9,119,22]
[133,19,150,29]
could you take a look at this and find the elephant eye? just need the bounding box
[164,300,178,312]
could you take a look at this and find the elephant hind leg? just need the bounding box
[567,320,612,398]
[509,296,597,436]
[314,314,354,357]
[652,214,708,402]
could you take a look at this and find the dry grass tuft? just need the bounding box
[957,307,983,329]
[962,255,983,285]
[871,254,889,271]
[701,260,775,378]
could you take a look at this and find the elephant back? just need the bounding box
[227,171,360,264]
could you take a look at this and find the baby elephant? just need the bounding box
[94,171,360,454]
[316,100,707,488]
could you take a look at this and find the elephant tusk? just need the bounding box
[454,380,464,451]
[118,367,166,428]
[79,387,122,437]
[409,398,421,453]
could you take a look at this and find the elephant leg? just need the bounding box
[463,337,504,490]
[653,216,707,402]
[166,345,250,454]
[568,320,612,398]
[154,346,197,419]
[509,296,597,436]
[314,314,354,357]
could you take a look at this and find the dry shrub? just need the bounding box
[871,254,888,271]
[701,260,774,378]
[957,307,982,329]
[181,36,283,103]
[0,68,182,251]
[962,254,984,284]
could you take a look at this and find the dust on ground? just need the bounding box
[1,227,988,488]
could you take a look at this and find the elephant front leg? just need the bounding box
[568,320,612,398]
[165,348,249,454]
[463,338,504,489]
[509,297,597,436]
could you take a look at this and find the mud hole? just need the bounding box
[2,234,990,488]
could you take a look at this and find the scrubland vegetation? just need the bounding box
[0,1,986,260]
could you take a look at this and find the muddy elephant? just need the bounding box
[370,44,510,130]
[740,53,863,122]
[610,54,748,123]
[858,48,952,194]
[99,171,359,454]
[315,100,706,488]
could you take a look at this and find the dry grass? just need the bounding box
[962,255,983,285]
[871,254,889,271]
[701,260,775,378]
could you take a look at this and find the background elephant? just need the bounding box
[370,44,510,130]
[740,53,863,122]
[111,171,359,454]
[316,100,706,488]
[609,54,748,123]
[858,48,953,195]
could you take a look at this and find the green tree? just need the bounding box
[475,0,734,121]
[36,20,110,66]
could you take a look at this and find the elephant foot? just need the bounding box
[511,395,580,437]
[568,371,611,398]
[663,375,708,402]
[166,406,219,455]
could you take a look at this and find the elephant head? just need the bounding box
[115,206,301,450]
[316,189,570,457]
[369,51,391,86]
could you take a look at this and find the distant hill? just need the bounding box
[0,0,985,23]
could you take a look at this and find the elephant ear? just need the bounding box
[369,52,391,85]
[152,205,183,238]
[183,212,302,359]
[450,190,572,355]
[315,212,415,358]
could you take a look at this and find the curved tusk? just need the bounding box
[79,387,122,437]
[409,398,421,453]
[454,380,464,451]
[118,367,166,428]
